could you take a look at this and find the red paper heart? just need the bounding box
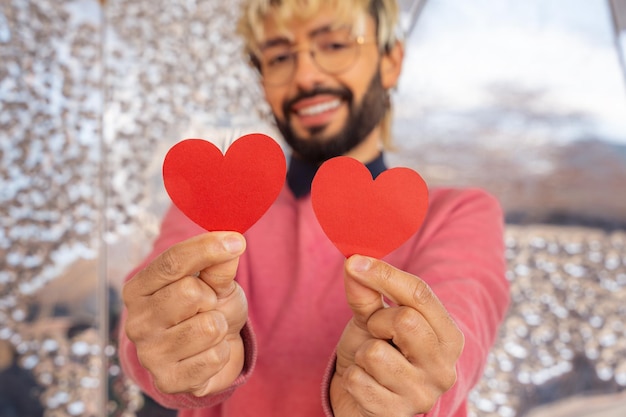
[311,156,429,258]
[162,133,286,233]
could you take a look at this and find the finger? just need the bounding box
[369,306,464,363]
[197,254,243,300]
[367,306,437,360]
[347,347,443,416]
[345,255,456,342]
[164,311,229,362]
[353,338,419,397]
[368,307,462,392]
[343,257,386,330]
[150,275,219,328]
[151,277,248,334]
[135,310,227,370]
[126,232,246,297]
[152,340,231,395]
[341,363,400,417]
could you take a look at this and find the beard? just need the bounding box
[274,69,388,165]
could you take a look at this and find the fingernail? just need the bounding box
[350,255,372,273]
[222,234,244,254]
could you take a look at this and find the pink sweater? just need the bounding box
[119,185,510,417]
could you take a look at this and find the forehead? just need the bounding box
[258,3,370,44]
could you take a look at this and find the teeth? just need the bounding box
[298,99,341,116]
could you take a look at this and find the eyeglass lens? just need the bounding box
[259,27,360,85]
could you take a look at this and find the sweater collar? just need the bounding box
[287,153,387,198]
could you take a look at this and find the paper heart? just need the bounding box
[162,133,286,233]
[311,156,429,258]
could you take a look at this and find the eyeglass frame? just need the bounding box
[249,27,379,87]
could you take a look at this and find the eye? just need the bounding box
[318,40,351,53]
[265,51,294,67]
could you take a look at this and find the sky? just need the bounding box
[396,0,626,144]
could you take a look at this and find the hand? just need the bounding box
[122,232,248,397]
[330,255,464,417]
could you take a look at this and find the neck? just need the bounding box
[343,126,383,164]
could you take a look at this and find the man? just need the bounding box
[119,0,510,416]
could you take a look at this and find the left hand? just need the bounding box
[330,255,464,417]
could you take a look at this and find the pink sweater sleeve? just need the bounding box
[117,205,258,410]
[322,188,510,417]
[408,188,509,416]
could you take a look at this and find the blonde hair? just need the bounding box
[237,0,401,148]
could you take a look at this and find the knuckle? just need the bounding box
[415,379,452,413]
[124,313,153,344]
[157,249,184,277]
[438,367,458,391]
[136,345,166,378]
[410,279,434,306]
[171,325,203,349]
[153,282,173,305]
[419,396,437,413]
[356,339,389,365]
[408,387,438,414]
[376,262,395,284]
[196,312,228,340]
[123,319,141,342]
[121,277,146,308]
[408,369,456,412]
[343,365,363,386]
[153,371,177,394]
[183,344,229,380]
[207,342,230,366]
[177,277,205,305]
[438,317,464,357]
[393,306,422,334]
[427,355,458,390]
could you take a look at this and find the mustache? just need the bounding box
[282,87,352,116]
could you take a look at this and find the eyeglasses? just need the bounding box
[256,27,376,86]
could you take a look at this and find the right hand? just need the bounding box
[122,232,248,397]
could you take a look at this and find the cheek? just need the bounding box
[344,50,382,99]
[263,88,287,119]
[340,72,373,105]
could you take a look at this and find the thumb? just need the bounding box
[198,232,246,299]
[344,255,385,330]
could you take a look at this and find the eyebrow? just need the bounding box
[259,36,291,50]
[259,23,341,51]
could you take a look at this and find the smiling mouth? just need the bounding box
[295,99,342,117]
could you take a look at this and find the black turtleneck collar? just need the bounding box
[287,153,387,198]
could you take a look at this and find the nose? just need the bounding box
[291,49,325,91]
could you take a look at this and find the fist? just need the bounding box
[122,232,248,396]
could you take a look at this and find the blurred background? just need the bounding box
[1,0,625,416]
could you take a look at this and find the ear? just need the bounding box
[380,40,404,89]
